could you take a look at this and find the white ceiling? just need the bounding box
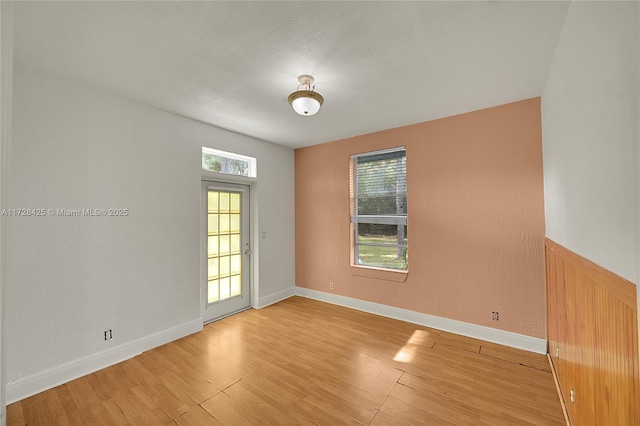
[13,1,570,149]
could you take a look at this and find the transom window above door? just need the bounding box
[202,147,257,178]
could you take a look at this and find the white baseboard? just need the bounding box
[254,286,296,309]
[295,287,547,354]
[6,318,203,404]
[7,289,546,404]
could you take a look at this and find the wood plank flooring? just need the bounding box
[7,297,565,425]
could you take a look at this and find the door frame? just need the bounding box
[201,172,258,323]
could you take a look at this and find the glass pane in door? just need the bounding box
[207,190,242,303]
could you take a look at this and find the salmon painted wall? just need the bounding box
[295,98,546,338]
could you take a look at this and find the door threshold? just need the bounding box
[203,306,252,325]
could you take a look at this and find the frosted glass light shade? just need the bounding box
[288,90,324,116]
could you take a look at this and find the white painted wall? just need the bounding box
[542,1,639,285]
[0,3,12,424]
[5,66,294,401]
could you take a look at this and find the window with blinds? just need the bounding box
[350,147,408,270]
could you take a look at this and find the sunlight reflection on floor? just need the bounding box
[393,329,431,363]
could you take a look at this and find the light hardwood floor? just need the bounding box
[7,297,565,425]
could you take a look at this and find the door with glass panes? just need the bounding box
[201,181,250,323]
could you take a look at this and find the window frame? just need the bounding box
[202,147,257,178]
[350,146,408,273]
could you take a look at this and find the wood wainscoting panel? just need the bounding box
[546,238,639,425]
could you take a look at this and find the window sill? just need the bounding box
[350,265,408,283]
[201,170,258,184]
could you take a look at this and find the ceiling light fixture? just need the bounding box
[288,74,324,116]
